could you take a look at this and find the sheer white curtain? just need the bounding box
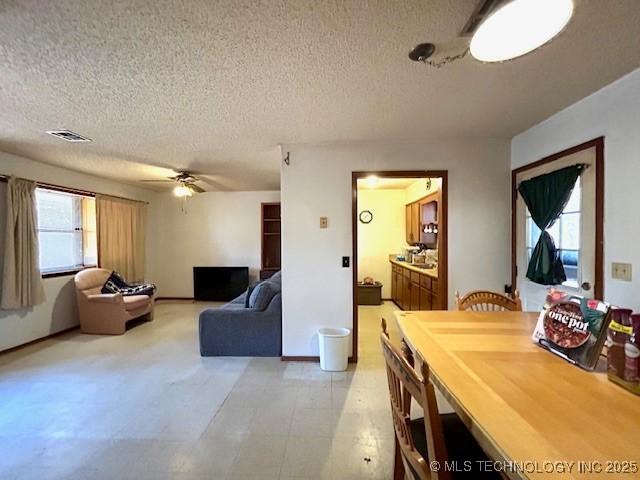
[1,177,45,309]
[96,195,146,282]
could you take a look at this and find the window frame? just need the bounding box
[36,186,98,278]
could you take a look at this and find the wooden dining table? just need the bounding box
[395,310,640,480]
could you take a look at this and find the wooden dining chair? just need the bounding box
[380,319,499,480]
[455,290,522,312]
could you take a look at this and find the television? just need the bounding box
[193,267,249,301]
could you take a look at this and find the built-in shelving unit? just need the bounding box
[260,202,281,280]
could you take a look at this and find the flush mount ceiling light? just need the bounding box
[470,0,574,62]
[365,175,379,189]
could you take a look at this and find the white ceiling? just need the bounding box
[1,0,640,191]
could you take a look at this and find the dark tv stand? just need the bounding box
[193,267,249,301]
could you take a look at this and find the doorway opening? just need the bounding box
[351,171,448,362]
[511,137,604,311]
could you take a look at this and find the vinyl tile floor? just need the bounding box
[0,301,403,480]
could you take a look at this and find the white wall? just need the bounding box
[357,189,407,298]
[0,152,158,352]
[153,190,280,297]
[511,68,640,311]
[280,141,511,357]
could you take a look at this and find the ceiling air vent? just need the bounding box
[46,130,92,142]
[460,0,502,37]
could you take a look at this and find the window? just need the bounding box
[36,188,98,275]
[526,178,581,287]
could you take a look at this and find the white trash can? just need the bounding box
[318,327,351,371]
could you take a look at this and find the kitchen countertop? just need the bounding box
[389,257,438,279]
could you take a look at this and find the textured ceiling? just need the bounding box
[1,0,640,191]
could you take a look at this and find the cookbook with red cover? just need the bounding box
[532,289,612,370]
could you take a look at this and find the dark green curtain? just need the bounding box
[518,164,584,285]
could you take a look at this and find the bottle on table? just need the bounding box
[624,314,640,383]
[608,308,633,378]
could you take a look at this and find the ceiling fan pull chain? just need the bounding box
[421,48,469,69]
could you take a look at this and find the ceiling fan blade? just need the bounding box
[195,176,221,187]
[188,183,206,194]
[139,179,174,183]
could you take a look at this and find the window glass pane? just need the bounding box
[564,179,581,213]
[527,219,541,248]
[560,249,579,267]
[36,190,76,231]
[560,212,580,250]
[38,231,83,271]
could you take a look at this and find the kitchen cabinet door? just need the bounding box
[405,204,413,244]
[402,275,411,309]
[391,270,395,302]
[411,202,420,244]
[410,281,420,310]
[391,269,398,304]
[419,287,432,310]
[432,293,442,310]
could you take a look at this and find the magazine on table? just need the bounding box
[532,288,612,370]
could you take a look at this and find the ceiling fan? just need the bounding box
[139,170,207,196]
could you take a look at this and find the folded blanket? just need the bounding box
[101,271,156,297]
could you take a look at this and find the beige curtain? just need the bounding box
[96,195,146,282]
[1,177,46,309]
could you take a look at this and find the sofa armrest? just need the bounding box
[86,293,124,305]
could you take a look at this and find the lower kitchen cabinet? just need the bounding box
[390,260,440,311]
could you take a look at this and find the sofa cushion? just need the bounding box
[269,271,281,285]
[248,281,279,311]
[123,295,150,312]
[244,281,261,308]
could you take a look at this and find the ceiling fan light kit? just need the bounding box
[173,183,194,197]
[410,0,574,67]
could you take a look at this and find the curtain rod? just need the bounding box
[0,174,149,205]
[516,163,590,190]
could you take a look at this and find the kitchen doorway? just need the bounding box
[351,171,448,362]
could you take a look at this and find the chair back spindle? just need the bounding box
[455,290,522,312]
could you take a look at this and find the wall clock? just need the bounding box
[359,210,373,224]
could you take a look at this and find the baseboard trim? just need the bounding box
[156,297,195,301]
[281,355,357,363]
[281,356,319,362]
[0,325,79,356]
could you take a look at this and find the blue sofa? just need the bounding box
[198,271,282,356]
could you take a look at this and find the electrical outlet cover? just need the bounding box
[320,217,328,228]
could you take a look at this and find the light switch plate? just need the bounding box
[320,217,328,228]
[612,262,632,281]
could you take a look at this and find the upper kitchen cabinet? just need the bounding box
[406,191,439,246]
